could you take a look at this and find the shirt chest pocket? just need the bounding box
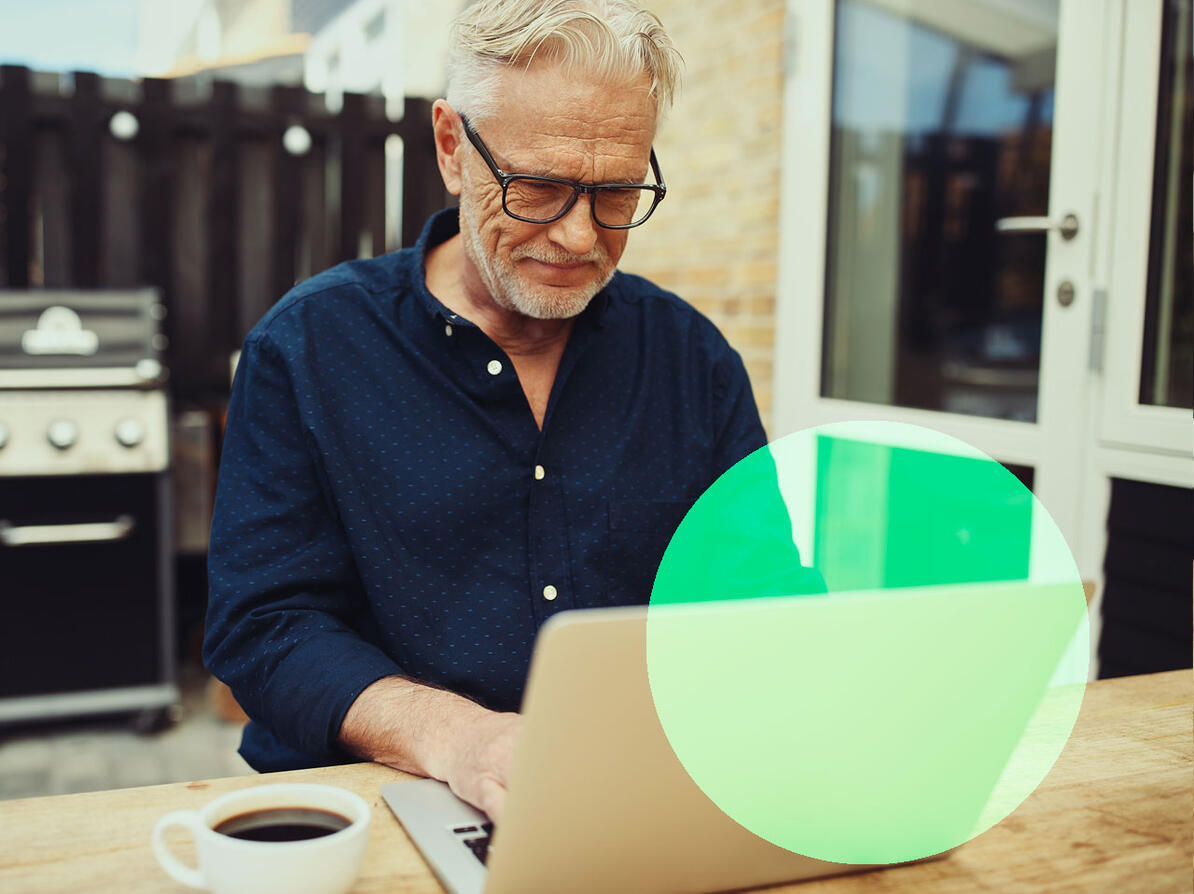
[601,498,693,604]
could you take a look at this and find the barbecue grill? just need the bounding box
[0,289,178,730]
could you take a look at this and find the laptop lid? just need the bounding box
[486,602,865,894]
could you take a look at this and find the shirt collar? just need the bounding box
[412,206,612,331]
[411,207,466,325]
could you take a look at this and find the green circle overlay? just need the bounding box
[647,421,1088,865]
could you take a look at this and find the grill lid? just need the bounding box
[0,289,165,388]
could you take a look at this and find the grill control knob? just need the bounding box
[47,419,79,450]
[0,422,8,449]
[114,418,145,448]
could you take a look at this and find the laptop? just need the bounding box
[381,582,1085,894]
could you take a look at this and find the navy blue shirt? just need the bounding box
[204,208,767,771]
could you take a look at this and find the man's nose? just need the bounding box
[546,193,600,256]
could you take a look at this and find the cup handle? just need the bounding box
[152,810,208,889]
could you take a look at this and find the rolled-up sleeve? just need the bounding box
[203,333,403,763]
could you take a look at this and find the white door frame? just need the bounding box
[1077,0,1193,678]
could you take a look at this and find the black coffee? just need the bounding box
[213,807,352,842]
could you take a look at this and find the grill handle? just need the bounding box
[0,515,136,547]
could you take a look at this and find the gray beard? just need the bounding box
[458,198,614,320]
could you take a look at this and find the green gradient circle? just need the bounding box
[647,421,1088,865]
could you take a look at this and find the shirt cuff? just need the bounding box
[264,633,405,760]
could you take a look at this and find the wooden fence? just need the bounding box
[0,65,449,403]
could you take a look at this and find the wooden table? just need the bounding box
[0,670,1189,893]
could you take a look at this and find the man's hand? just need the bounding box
[338,676,523,821]
[436,710,523,821]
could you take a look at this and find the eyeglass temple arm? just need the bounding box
[649,149,666,194]
[459,113,509,180]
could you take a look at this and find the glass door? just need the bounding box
[775,0,1115,551]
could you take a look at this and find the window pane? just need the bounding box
[1139,0,1193,409]
[822,0,1059,422]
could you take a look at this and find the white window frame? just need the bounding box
[1097,0,1192,458]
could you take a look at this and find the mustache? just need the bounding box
[513,244,608,265]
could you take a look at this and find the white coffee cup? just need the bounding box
[152,783,371,894]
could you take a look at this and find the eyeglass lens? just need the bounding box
[504,178,656,227]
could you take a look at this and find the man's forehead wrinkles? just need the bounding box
[481,133,651,183]
[545,117,654,147]
[534,149,648,184]
[534,108,650,135]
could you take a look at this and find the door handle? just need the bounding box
[0,515,135,546]
[995,213,1079,240]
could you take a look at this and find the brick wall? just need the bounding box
[619,0,787,432]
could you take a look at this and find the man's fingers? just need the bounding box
[476,776,507,823]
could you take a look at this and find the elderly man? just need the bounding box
[205,0,767,821]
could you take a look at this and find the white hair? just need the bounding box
[445,0,683,123]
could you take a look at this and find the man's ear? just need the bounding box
[432,100,463,197]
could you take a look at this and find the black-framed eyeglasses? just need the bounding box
[459,113,666,230]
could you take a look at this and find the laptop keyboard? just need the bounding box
[451,822,494,865]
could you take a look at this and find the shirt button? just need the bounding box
[487,360,503,376]
[444,323,453,336]
[543,585,558,601]
[534,465,545,480]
